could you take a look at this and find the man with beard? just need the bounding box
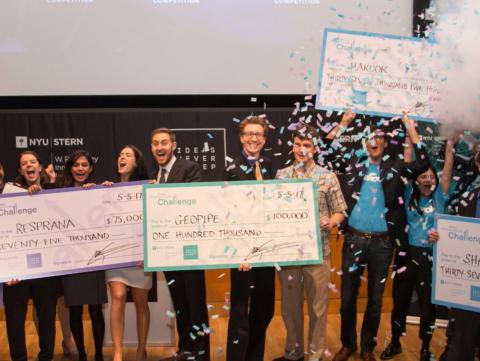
[151,128,210,361]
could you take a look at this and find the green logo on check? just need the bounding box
[183,245,198,260]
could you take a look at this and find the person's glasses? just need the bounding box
[242,132,265,139]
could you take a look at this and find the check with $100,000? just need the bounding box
[144,179,323,271]
[0,181,146,282]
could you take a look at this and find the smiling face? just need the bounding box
[71,156,93,186]
[19,153,42,186]
[292,136,315,167]
[151,132,176,167]
[416,167,437,197]
[118,147,137,180]
[366,131,386,163]
[240,124,266,158]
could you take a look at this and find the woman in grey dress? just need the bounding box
[104,145,152,361]
[59,150,107,361]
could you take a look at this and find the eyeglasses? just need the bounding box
[242,132,265,139]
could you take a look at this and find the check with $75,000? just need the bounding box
[0,181,146,282]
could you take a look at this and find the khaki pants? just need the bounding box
[278,258,331,361]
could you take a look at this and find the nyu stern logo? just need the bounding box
[14,136,84,149]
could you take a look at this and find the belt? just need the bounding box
[347,227,389,240]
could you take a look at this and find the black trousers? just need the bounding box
[390,246,435,344]
[444,308,480,361]
[3,278,59,361]
[164,270,210,361]
[340,230,393,353]
[226,267,275,361]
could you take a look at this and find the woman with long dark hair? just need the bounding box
[381,133,457,361]
[60,150,107,361]
[104,145,152,361]
[3,151,59,361]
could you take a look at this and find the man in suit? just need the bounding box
[151,128,210,361]
[225,115,276,361]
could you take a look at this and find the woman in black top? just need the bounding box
[3,151,59,361]
[59,150,108,361]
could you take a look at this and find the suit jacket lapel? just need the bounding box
[236,156,253,181]
[166,159,180,183]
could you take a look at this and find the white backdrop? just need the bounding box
[0,0,413,95]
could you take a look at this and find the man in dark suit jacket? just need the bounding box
[443,149,480,361]
[151,128,210,361]
[225,115,276,361]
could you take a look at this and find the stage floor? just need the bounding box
[0,313,447,361]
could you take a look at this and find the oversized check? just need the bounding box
[144,179,322,271]
[315,28,442,121]
[0,182,146,282]
[433,214,480,312]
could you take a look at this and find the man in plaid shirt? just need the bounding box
[273,125,347,361]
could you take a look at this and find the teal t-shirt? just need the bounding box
[405,184,448,248]
[348,163,388,232]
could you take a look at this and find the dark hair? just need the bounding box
[239,115,269,136]
[14,150,50,187]
[366,123,386,139]
[292,125,320,143]
[408,166,439,215]
[59,150,95,188]
[151,128,176,143]
[117,145,149,181]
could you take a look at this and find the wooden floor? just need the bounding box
[0,313,446,361]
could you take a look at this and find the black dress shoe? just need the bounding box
[380,343,402,360]
[332,346,357,361]
[272,357,304,361]
[360,352,377,361]
[420,349,432,361]
[158,351,189,361]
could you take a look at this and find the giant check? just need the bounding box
[144,179,322,271]
[315,28,442,121]
[0,182,145,282]
[433,214,480,312]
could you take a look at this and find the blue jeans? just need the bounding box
[339,229,393,353]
